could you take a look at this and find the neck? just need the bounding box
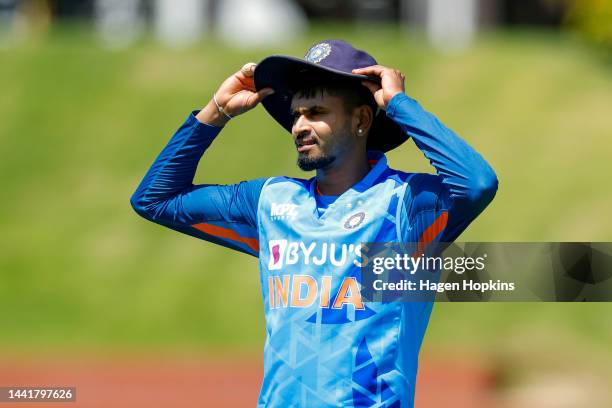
[315,150,371,196]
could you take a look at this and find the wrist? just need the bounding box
[385,92,410,118]
[195,100,231,128]
[384,90,404,110]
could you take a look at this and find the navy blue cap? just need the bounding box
[254,40,409,153]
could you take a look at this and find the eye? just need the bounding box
[311,108,326,116]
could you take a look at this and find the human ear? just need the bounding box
[353,105,374,137]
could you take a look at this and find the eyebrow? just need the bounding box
[290,105,328,116]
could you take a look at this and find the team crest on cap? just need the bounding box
[305,42,332,64]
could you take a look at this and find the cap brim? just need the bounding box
[254,55,409,153]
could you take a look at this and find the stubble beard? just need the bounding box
[297,152,336,171]
[296,125,352,172]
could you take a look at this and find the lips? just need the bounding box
[296,137,318,153]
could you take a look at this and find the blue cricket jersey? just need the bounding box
[131,93,498,407]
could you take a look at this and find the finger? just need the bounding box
[235,73,256,92]
[352,65,386,76]
[353,65,384,74]
[361,80,381,94]
[241,62,257,78]
[247,87,275,107]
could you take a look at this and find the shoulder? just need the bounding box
[264,176,310,189]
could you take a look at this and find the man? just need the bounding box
[131,40,497,407]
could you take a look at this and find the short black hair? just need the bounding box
[287,72,377,116]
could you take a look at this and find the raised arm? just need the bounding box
[353,65,498,243]
[130,64,275,256]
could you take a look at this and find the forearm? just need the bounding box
[196,99,231,128]
[130,111,222,220]
[387,93,498,208]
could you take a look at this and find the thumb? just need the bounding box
[248,87,275,106]
[361,80,381,95]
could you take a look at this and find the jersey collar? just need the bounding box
[310,151,389,196]
[351,151,388,193]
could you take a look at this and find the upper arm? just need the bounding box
[399,174,448,246]
[399,173,494,246]
[131,178,267,257]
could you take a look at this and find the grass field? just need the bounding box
[1,24,611,377]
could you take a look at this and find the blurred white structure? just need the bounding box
[154,0,209,48]
[427,0,477,51]
[215,0,307,48]
[94,0,144,49]
[401,0,479,52]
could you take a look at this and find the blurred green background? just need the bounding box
[1,1,612,403]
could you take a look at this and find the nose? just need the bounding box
[291,114,311,139]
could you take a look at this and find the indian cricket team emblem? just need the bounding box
[343,211,366,230]
[305,43,332,64]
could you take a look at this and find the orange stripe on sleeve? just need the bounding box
[192,222,259,253]
[413,211,448,257]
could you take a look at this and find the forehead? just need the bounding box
[290,91,344,110]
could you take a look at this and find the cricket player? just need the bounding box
[131,40,497,407]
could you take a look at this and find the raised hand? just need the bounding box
[352,65,405,111]
[196,63,274,127]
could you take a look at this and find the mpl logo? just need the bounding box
[270,202,298,221]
